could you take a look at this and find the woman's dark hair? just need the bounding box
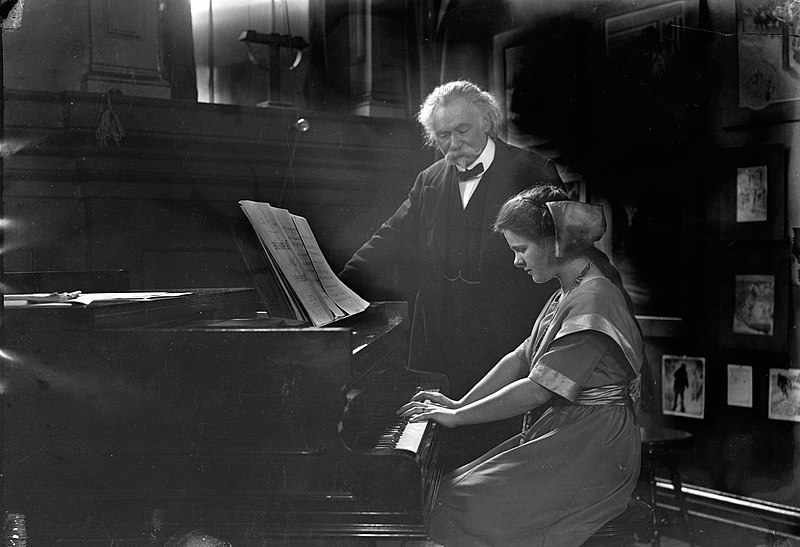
[493,184,570,242]
[494,183,640,330]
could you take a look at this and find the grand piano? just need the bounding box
[3,288,446,545]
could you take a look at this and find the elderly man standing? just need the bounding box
[339,80,563,469]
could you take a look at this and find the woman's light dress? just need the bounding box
[427,276,644,547]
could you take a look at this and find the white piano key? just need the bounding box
[395,419,429,453]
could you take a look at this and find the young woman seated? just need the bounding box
[399,184,644,547]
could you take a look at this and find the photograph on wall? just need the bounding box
[718,145,785,241]
[736,165,768,222]
[727,364,753,407]
[718,246,789,351]
[662,355,705,419]
[737,0,800,109]
[601,167,686,319]
[603,1,688,148]
[733,274,775,336]
[495,15,582,154]
[768,369,800,422]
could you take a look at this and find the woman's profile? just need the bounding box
[399,184,644,546]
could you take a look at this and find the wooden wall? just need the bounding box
[2,90,431,290]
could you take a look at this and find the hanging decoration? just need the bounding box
[95,91,126,148]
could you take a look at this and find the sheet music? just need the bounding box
[271,207,346,319]
[239,200,334,326]
[291,215,370,316]
[257,235,308,322]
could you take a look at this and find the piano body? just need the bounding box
[3,289,446,545]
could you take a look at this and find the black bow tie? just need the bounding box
[456,163,484,182]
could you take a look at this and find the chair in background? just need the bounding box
[583,498,655,546]
[640,426,694,547]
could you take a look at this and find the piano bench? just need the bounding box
[583,498,655,547]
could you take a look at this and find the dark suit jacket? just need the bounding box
[339,139,563,382]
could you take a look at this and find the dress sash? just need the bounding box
[573,378,639,407]
[521,379,639,444]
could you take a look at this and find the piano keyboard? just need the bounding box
[374,394,437,453]
[374,413,431,452]
[342,386,438,455]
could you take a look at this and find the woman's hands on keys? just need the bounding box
[397,391,461,429]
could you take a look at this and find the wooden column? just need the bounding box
[349,0,408,119]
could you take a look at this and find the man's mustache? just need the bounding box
[446,150,473,160]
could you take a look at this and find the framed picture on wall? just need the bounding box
[719,145,785,241]
[492,14,582,157]
[733,274,776,336]
[718,246,789,352]
[662,354,705,419]
[768,369,800,422]
[604,1,686,87]
[602,1,688,150]
[736,0,800,110]
[727,364,753,408]
[721,3,800,127]
[600,163,692,319]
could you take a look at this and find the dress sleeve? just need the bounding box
[528,330,614,402]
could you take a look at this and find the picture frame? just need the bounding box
[662,354,705,419]
[601,1,689,150]
[600,164,692,320]
[727,363,753,408]
[733,274,777,337]
[718,245,790,352]
[604,1,685,75]
[491,14,583,157]
[736,0,800,111]
[718,145,785,241]
[768,368,800,422]
[720,3,800,128]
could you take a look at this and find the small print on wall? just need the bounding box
[733,274,775,336]
[718,145,784,241]
[719,249,789,352]
[737,0,800,109]
[736,165,768,223]
[768,369,800,422]
[662,355,705,419]
[727,364,753,408]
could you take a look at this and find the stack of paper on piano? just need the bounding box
[4,291,193,307]
[239,200,369,326]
